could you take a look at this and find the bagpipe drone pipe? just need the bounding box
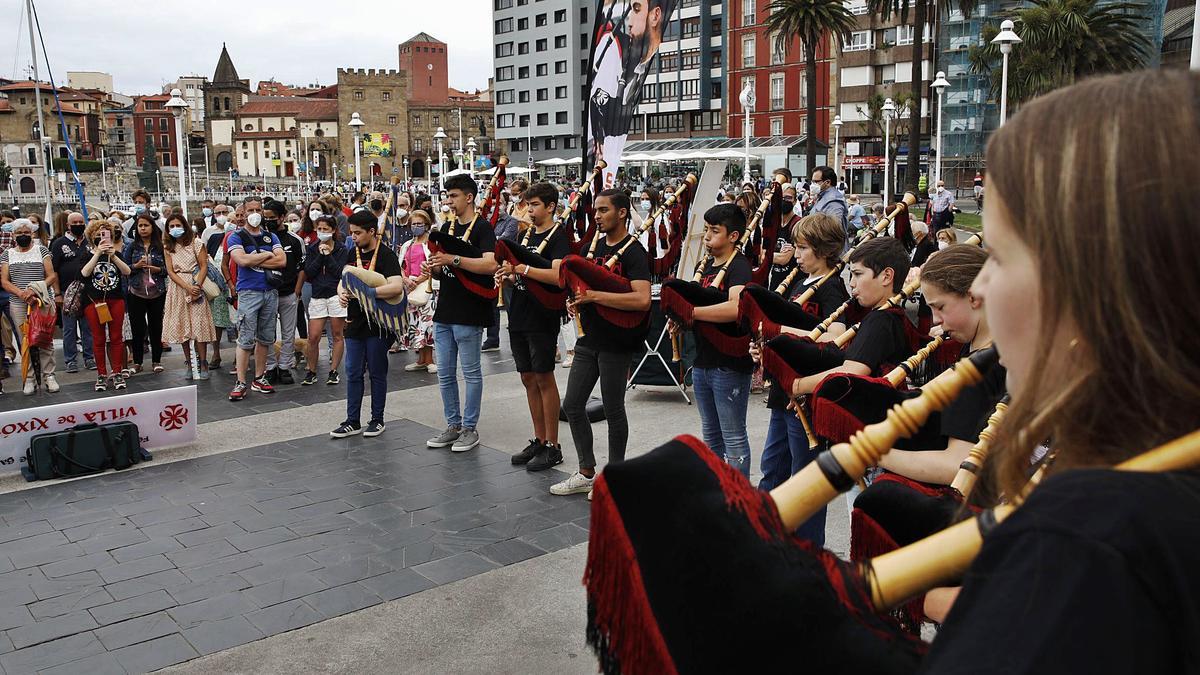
[428,223,498,301]
[647,175,697,281]
[477,156,509,226]
[567,160,605,255]
[340,266,408,336]
[494,236,568,311]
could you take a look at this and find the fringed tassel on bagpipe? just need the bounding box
[761,333,846,397]
[585,435,927,675]
[479,158,508,226]
[659,279,749,359]
[494,238,567,310]
[428,229,499,300]
[737,283,823,341]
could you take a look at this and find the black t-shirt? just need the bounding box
[82,253,125,304]
[50,235,90,287]
[576,234,652,353]
[344,245,403,340]
[844,309,913,376]
[692,253,753,373]
[921,469,1200,674]
[939,343,1007,443]
[766,274,851,410]
[432,215,497,327]
[911,237,938,268]
[767,214,801,291]
[508,226,570,335]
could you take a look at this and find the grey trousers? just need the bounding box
[266,292,298,370]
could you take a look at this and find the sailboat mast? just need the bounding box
[27,0,52,219]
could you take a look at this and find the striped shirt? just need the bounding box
[0,244,51,290]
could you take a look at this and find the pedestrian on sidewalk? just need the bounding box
[0,218,58,395]
[929,180,956,233]
[398,209,437,373]
[263,200,305,385]
[163,213,217,380]
[50,211,96,373]
[80,220,132,391]
[226,197,285,400]
[301,216,348,385]
[123,213,168,375]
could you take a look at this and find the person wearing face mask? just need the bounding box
[0,211,20,369]
[928,179,956,234]
[49,211,97,373]
[200,199,217,230]
[79,220,132,391]
[300,216,349,386]
[935,226,957,250]
[123,213,168,375]
[201,204,232,245]
[0,218,59,394]
[768,181,802,292]
[397,209,437,374]
[909,220,937,268]
[226,196,287,400]
[507,178,531,230]
[122,190,155,239]
[262,200,305,385]
[808,166,849,238]
[162,213,217,380]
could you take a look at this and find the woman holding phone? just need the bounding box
[80,220,131,391]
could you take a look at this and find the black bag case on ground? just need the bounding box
[22,421,152,481]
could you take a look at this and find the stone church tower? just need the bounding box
[202,44,251,174]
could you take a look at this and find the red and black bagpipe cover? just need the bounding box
[569,181,597,256]
[559,254,650,345]
[748,181,784,287]
[851,471,975,632]
[760,333,846,401]
[892,201,915,252]
[586,434,926,674]
[494,237,567,310]
[649,180,695,280]
[736,283,822,341]
[428,229,499,300]
[809,371,950,449]
[658,278,748,359]
[479,163,508,226]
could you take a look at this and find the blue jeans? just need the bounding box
[692,367,752,478]
[344,335,389,425]
[760,408,826,546]
[434,322,484,430]
[61,313,95,366]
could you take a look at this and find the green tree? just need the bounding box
[855,92,916,195]
[764,0,859,171]
[867,0,978,192]
[969,0,1151,107]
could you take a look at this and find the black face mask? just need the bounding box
[783,199,795,208]
[263,218,280,231]
[14,235,32,248]
[70,224,86,237]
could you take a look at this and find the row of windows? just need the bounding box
[740,72,808,111]
[844,26,931,52]
[142,117,170,131]
[630,111,723,135]
[349,90,393,101]
[496,111,570,128]
[658,49,717,73]
[399,45,445,54]
[640,79,722,102]
[496,60,568,81]
[508,136,578,152]
[496,84,570,105]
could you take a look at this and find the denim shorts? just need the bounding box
[236,290,279,349]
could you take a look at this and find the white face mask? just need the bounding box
[224,222,237,232]
[936,186,945,193]
[215,214,228,225]
[288,221,302,233]
[317,231,334,242]
[810,182,822,195]
[395,208,408,220]
[309,210,324,222]
[202,207,213,217]
[640,200,652,213]
[246,213,262,228]
[938,240,950,250]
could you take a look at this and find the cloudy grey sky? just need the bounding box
[3,0,494,95]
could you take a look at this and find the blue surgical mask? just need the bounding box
[316,231,334,242]
[133,204,146,214]
[202,207,213,217]
[169,227,185,238]
[640,200,652,213]
[224,222,237,232]
[411,225,427,237]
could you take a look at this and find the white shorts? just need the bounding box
[308,295,347,320]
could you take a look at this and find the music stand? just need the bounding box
[627,297,691,404]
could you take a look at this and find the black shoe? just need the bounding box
[526,443,564,472]
[301,371,318,386]
[330,421,362,438]
[363,420,386,437]
[326,370,340,385]
[480,342,500,353]
[278,369,294,385]
[266,367,280,384]
[511,438,542,465]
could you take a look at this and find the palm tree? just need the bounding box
[764,0,859,172]
[969,0,1151,106]
[867,0,977,193]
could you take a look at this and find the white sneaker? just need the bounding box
[426,363,438,374]
[587,488,593,502]
[560,355,574,368]
[550,472,595,496]
[23,379,36,395]
[44,375,60,393]
[404,362,426,371]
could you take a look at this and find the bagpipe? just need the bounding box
[747,174,786,287]
[340,266,407,336]
[646,176,699,281]
[493,217,570,312]
[477,156,509,226]
[567,160,606,255]
[428,212,498,300]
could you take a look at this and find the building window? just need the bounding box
[382,91,391,102]
[519,66,530,78]
[116,117,124,127]
[497,90,514,104]
[223,97,231,110]
[536,38,547,52]
[537,89,548,101]
[520,90,531,103]
[565,136,577,149]
[163,152,171,165]
[580,7,588,23]
[770,33,786,65]
[554,9,566,22]
[555,111,568,124]
[844,31,871,52]
[691,111,720,131]
[415,138,424,151]
[242,152,248,159]
[518,42,529,55]
[742,0,755,25]
[433,115,440,125]
[873,64,896,85]
[536,64,547,76]
[555,85,567,99]
[212,96,219,110]
[495,42,513,58]
[536,113,548,125]
[510,139,522,151]
[414,114,422,126]
[648,113,684,134]
[519,114,529,127]
[681,49,701,70]
[770,73,785,110]
[144,118,153,129]
[536,13,547,26]
[682,18,700,38]
[642,82,657,102]
[161,134,169,147]
[265,149,271,158]
[530,138,539,151]
[496,17,513,33]
[242,141,249,148]
[388,115,398,125]
[555,60,567,74]
[798,71,808,107]
[495,0,512,9]
[159,118,168,131]
[354,90,364,100]
[742,35,755,67]
[518,17,528,30]
[770,117,783,136]
[497,66,514,81]
[555,34,567,48]
[660,81,679,102]
[545,137,557,149]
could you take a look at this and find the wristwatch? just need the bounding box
[452,255,462,267]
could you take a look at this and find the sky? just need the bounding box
[3,0,495,95]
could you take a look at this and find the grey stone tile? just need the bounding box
[181,615,264,656]
[0,585,37,607]
[96,554,175,585]
[243,573,328,608]
[29,571,103,601]
[9,543,84,570]
[519,522,590,553]
[39,651,126,675]
[0,632,105,674]
[0,630,11,655]
[76,528,148,555]
[112,496,172,517]
[245,536,325,563]
[251,493,311,512]
[166,573,252,605]
[477,539,549,566]
[411,552,500,586]
[108,537,183,564]
[0,519,53,545]
[165,539,240,568]
[88,589,176,627]
[7,611,98,650]
[127,505,200,528]
[300,582,380,619]
[167,591,258,630]
[174,522,246,548]
[111,633,198,673]
[104,569,190,602]
[311,557,395,587]
[358,568,437,602]
[38,551,116,580]
[232,510,303,533]
[0,604,34,631]
[285,513,358,537]
[243,598,322,638]
[93,610,180,651]
[28,588,113,621]
[397,540,455,568]
[139,516,209,539]
[177,553,259,582]
[236,557,321,586]
[225,526,297,553]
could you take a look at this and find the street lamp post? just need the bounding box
[832,115,842,186]
[882,97,896,206]
[155,169,162,198]
[433,126,448,192]
[991,19,1022,127]
[738,82,755,185]
[931,71,950,186]
[403,157,410,187]
[467,137,477,178]
[349,112,365,192]
[165,88,190,218]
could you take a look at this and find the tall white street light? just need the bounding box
[738,82,755,185]
[433,126,448,192]
[466,137,477,178]
[349,112,365,192]
[155,169,162,198]
[882,97,896,205]
[165,88,190,217]
[991,19,1022,127]
[931,71,951,186]
[832,115,843,185]
[402,156,410,187]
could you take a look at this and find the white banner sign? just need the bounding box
[0,386,198,474]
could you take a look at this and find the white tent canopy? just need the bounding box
[536,157,567,166]
[478,165,532,175]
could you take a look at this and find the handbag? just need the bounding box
[62,280,84,317]
[93,300,113,324]
[201,277,221,301]
[22,421,150,481]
